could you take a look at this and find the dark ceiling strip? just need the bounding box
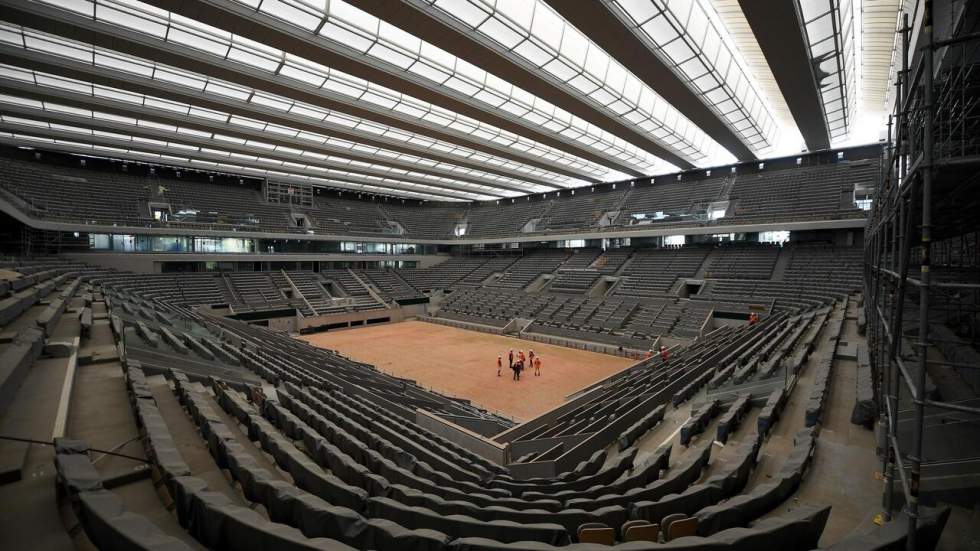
[738,0,831,151]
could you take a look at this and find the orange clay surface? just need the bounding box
[299,321,636,422]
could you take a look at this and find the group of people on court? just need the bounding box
[497,349,541,380]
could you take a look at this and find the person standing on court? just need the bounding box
[534,355,541,376]
[508,349,514,370]
[497,355,502,376]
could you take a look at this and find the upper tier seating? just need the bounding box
[624,176,729,223]
[0,154,874,239]
[542,189,626,231]
[730,160,874,222]
[704,243,781,280]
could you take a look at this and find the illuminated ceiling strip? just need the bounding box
[1,132,471,201]
[602,0,779,155]
[406,0,717,165]
[26,0,646,180]
[0,67,544,194]
[0,115,495,200]
[193,0,671,172]
[0,15,617,191]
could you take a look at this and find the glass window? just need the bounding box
[759,231,790,244]
[89,233,110,249]
[112,234,136,251]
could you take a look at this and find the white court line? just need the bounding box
[659,416,691,448]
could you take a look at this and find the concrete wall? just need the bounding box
[492,385,605,444]
[62,252,450,273]
[296,307,404,332]
[264,316,296,333]
[434,413,511,438]
[509,433,590,461]
[63,253,159,273]
[415,409,510,465]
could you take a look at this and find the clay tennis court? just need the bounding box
[299,320,636,422]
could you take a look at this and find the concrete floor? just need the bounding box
[0,291,83,551]
[67,359,203,549]
[754,300,881,546]
[67,291,204,549]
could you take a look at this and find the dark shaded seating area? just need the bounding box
[0,152,873,240]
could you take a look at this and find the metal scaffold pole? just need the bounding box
[907,2,934,548]
[882,12,911,523]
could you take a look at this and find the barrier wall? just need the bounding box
[422,315,505,335]
[431,413,511,438]
[298,307,405,333]
[518,331,646,358]
[415,409,510,465]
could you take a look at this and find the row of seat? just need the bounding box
[92,261,958,550]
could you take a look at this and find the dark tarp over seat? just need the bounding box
[444,505,830,550]
[819,506,950,551]
[78,490,193,551]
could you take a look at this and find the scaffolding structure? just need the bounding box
[864,1,980,548]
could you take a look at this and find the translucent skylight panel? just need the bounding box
[5,20,608,187]
[0,95,41,109]
[204,82,251,101]
[154,70,206,90]
[605,0,779,156]
[194,0,671,173]
[797,0,857,142]
[415,0,720,165]
[257,0,323,31]
[1,112,485,198]
[228,46,282,72]
[142,97,186,114]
